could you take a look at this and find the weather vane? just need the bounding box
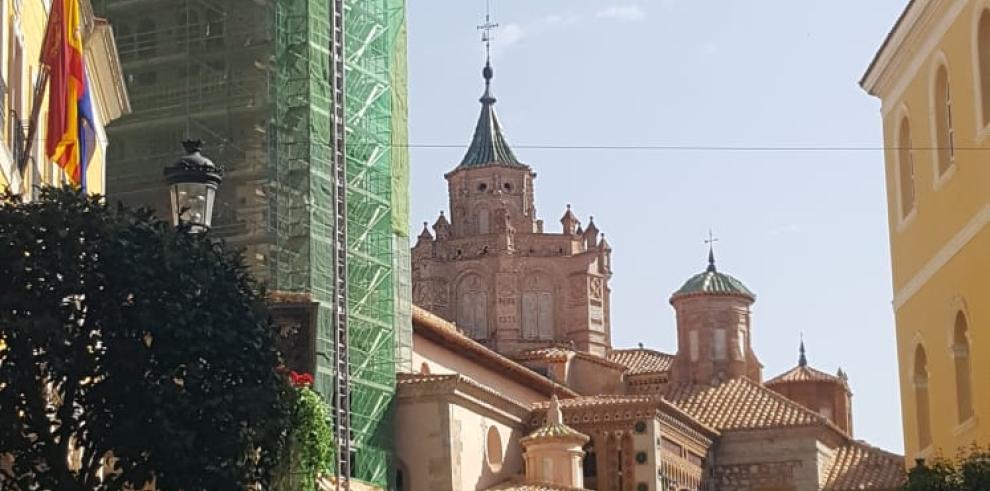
[478,0,498,62]
[705,229,719,272]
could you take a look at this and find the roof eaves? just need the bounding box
[411,305,578,398]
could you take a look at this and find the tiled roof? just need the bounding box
[454,64,528,171]
[396,373,459,386]
[608,348,674,375]
[534,394,660,410]
[664,377,827,431]
[485,479,587,491]
[514,346,628,371]
[521,423,589,444]
[766,365,848,387]
[397,373,530,416]
[824,442,905,490]
[515,346,573,362]
[411,305,578,398]
[671,268,755,301]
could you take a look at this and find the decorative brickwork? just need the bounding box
[715,460,802,491]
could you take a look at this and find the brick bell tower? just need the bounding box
[669,246,762,385]
[411,57,614,357]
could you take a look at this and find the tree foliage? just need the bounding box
[273,373,334,491]
[0,188,291,491]
[904,446,990,491]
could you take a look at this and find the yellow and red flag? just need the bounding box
[41,0,95,189]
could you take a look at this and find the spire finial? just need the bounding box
[478,0,498,94]
[548,394,563,425]
[705,229,719,272]
[799,334,807,367]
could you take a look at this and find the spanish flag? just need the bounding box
[41,0,95,189]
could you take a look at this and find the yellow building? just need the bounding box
[862,0,990,462]
[0,0,128,196]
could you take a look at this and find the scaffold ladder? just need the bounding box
[330,0,351,489]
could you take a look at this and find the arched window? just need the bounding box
[689,330,699,361]
[522,274,554,340]
[979,10,990,126]
[419,362,430,375]
[914,345,932,449]
[934,64,955,175]
[477,207,490,234]
[486,426,504,472]
[897,117,916,218]
[713,328,727,361]
[953,312,974,422]
[457,274,488,339]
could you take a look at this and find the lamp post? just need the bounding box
[163,140,223,233]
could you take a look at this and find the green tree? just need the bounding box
[273,373,334,491]
[904,446,990,491]
[0,188,290,491]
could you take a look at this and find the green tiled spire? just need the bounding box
[456,61,527,170]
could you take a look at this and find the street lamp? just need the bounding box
[163,139,223,233]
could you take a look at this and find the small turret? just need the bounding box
[433,211,451,241]
[415,222,434,247]
[766,341,855,435]
[521,396,589,488]
[560,204,579,235]
[583,217,599,249]
[670,246,761,385]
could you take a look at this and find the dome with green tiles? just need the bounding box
[671,249,755,302]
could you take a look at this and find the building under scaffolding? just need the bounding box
[92,0,410,487]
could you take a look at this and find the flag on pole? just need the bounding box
[41,0,95,189]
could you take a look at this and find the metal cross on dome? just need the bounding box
[705,229,719,272]
[478,0,499,60]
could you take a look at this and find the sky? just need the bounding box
[406,0,907,453]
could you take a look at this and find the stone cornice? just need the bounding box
[396,373,532,422]
[412,305,579,398]
[861,0,954,98]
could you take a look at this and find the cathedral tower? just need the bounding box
[412,59,613,356]
[669,248,762,385]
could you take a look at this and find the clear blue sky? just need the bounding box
[406,0,906,453]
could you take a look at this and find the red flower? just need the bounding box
[290,371,314,388]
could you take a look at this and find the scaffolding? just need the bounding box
[93,0,408,487]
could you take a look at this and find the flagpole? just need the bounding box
[18,68,50,181]
[18,3,58,189]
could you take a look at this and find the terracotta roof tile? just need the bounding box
[396,373,530,415]
[533,395,660,409]
[608,348,674,375]
[521,423,589,444]
[824,442,905,490]
[485,479,587,491]
[515,346,573,362]
[514,346,628,371]
[664,377,826,431]
[396,373,460,386]
[766,365,847,386]
[411,305,578,398]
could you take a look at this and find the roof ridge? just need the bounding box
[610,347,674,356]
[765,364,846,386]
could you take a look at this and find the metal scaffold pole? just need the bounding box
[331,0,351,488]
